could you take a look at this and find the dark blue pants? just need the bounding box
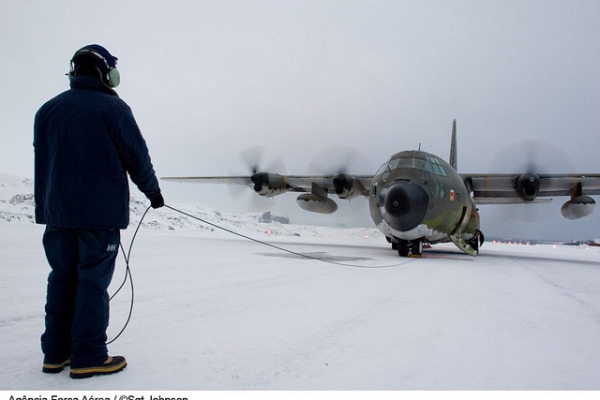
[41,226,120,368]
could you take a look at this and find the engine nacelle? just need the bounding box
[251,172,288,197]
[516,173,540,201]
[332,174,363,200]
[297,193,338,214]
[561,196,596,220]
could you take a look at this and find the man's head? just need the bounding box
[69,44,120,88]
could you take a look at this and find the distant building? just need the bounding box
[259,211,290,224]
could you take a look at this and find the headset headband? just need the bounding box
[72,48,114,69]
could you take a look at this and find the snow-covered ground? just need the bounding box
[1,173,600,390]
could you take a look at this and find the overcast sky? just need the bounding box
[2,0,599,240]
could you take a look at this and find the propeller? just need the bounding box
[227,145,287,212]
[303,145,373,225]
[488,139,573,175]
[304,145,373,176]
[487,139,574,223]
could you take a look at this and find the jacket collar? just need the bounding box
[70,76,119,97]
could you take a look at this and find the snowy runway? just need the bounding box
[1,221,599,390]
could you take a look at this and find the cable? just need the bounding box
[107,205,151,345]
[107,203,413,344]
[164,204,415,269]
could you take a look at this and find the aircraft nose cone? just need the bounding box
[382,180,429,232]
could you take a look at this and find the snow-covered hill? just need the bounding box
[0,173,35,223]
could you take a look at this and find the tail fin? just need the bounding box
[449,119,457,170]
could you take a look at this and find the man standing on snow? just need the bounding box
[34,44,164,379]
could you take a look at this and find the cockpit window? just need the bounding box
[375,162,388,176]
[425,156,448,177]
[376,155,448,177]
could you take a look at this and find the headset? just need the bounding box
[68,47,120,88]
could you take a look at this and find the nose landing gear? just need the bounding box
[389,238,424,258]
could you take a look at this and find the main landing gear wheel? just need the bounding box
[411,240,423,257]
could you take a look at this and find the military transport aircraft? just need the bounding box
[162,121,600,257]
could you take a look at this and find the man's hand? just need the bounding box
[151,193,165,209]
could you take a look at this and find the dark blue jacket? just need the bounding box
[34,76,161,229]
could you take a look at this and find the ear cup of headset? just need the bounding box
[107,68,120,88]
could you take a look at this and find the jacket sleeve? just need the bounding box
[111,102,162,202]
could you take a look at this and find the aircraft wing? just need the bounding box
[462,173,600,204]
[285,175,373,194]
[161,176,253,186]
[162,175,375,195]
